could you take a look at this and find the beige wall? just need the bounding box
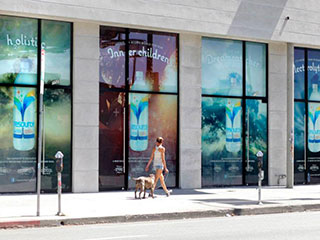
[1,0,320,46]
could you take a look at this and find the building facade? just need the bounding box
[0,0,318,193]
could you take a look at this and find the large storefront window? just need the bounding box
[294,48,320,184]
[99,27,178,190]
[201,37,268,187]
[0,15,72,193]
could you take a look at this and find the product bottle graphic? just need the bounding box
[310,74,320,101]
[13,58,37,151]
[130,93,148,151]
[308,105,320,153]
[226,100,241,153]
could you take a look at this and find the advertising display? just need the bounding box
[294,48,305,100]
[0,87,37,192]
[99,27,178,190]
[202,38,242,96]
[202,97,243,186]
[42,88,72,191]
[99,91,125,189]
[0,16,37,85]
[41,20,71,86]
[244,99,267,184]
[308,50,320,101]
[201,37,267,186]
[294,48,320,184]
[128,93,177,189]
[0,15,72,193]
[99,27,126,89]
[128,31,178,93]
[245,42,266,97]
[307,102,320,182]
[294,102,306,184]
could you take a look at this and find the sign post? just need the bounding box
[36,48,45,216]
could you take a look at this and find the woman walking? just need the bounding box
[145,137,171,196]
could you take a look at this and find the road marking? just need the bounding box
[85,235,148,240]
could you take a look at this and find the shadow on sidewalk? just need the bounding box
[192,198,278,206]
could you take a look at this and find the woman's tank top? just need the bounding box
[154,146,162,166]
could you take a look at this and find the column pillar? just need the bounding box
[179,34,202,189]
[72,22,100,192]
[287,43,294,188]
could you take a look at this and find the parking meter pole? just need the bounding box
[256,151,264,205]
[258,170,262,205]
[55,151,64,216]
[57,172,62,216]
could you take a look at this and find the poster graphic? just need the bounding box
[13,88,36,151]
[226,100,241,153]
[202,97,243,186]
[246,42,266,97]
[202,38,242,96]
[130,93,149,151]
[308,103,320,153]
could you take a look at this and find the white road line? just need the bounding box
[85,235,148,240]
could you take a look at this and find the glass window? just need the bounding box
[246,42,266,97]
[308,50,320,101]
[99,90,125,190]
[0,86,37,193]
[42,88,71,191]
[0,16,37,85]
[245,99,267,184]
[128,93,177,188]
[42,20,71,86]
[202,97,242,186]
[294,102,306,184]
[202,38,242,96]
[294,49,305,100]
[99,27,126,89]
[307,102,320,183]
[128,31,178,93]
[99,27,179,190]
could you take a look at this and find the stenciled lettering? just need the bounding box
[14,121,35,128]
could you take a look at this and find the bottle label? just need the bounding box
[13,88,35,150]
[226,100,241,153]
[130,94,148,151]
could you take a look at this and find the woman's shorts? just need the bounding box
[154,164,164,170]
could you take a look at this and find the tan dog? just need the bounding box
[132,174,155,199]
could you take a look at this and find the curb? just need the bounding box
[2,204,320,229]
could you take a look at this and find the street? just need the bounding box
[1,211,320,240]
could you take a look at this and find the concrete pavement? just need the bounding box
[1,185,320,228]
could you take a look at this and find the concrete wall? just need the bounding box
[179,34,202,188]
[268,43,288,186]
[2,0,320,47]
[72,22,100,192]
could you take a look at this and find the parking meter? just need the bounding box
[257,151,263,170]
[55,151,64,173]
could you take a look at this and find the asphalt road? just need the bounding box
[1,211,320,240]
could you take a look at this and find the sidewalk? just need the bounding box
[1,185,320,228]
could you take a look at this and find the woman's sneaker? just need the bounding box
[166,189,172,197]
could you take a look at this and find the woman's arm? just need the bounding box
[145,147,155,171]
[161,147,168,173]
